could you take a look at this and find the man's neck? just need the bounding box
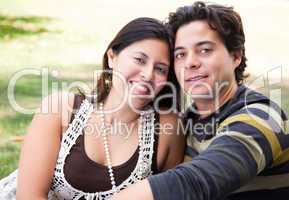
[194,82,238,118]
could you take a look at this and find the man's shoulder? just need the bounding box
[227,85,287,121]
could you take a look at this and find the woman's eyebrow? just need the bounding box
[156,62,169,67]
[134,51,169,66]
[134,51,148,58]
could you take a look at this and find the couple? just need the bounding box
[1,1,289,200]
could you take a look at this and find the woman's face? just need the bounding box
[108,38,170,109]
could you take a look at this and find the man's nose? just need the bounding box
[185,52,201,70]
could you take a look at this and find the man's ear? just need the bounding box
[107,48,115,69]
[231,50,242,69]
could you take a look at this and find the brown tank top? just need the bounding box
[63,94,160,193]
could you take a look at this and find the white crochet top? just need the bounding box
[48,99,156,200]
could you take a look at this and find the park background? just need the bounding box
[0,0,289,178]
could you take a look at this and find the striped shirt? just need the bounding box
[148,85,289,200]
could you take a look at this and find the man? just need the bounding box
[111,1,289,199]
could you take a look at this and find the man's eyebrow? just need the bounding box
[174,46,185,52]
[196,41,215,47]
[174,41,215,52]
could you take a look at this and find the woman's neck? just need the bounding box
[101,90,140,124]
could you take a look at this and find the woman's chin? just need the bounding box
[128,97,152,110]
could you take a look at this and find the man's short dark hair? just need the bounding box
[167,1,248,85]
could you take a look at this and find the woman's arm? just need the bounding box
[16,92,74,200]
[157,112,185,171]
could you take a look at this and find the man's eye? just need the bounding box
[134,57,146,64]
[175,52,185,59]
[200,48,212,54]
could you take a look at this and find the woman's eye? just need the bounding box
[155,66,168,75]
[134,57,146,65]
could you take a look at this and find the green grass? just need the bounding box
[0,112,33,137]
[0,143,21,179]
[0,15,52,24]
[0,13,56,41]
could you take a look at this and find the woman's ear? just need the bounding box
[107,49,115,69]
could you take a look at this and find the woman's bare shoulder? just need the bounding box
[37,91,75,133]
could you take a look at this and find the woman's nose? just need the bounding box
[140,64,154,81]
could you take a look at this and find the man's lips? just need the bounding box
[185,75,208,82]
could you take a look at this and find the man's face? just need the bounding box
[174,20,241,99]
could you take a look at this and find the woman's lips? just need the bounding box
[129,80,152,95]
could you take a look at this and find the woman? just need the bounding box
[0,17,185,199]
